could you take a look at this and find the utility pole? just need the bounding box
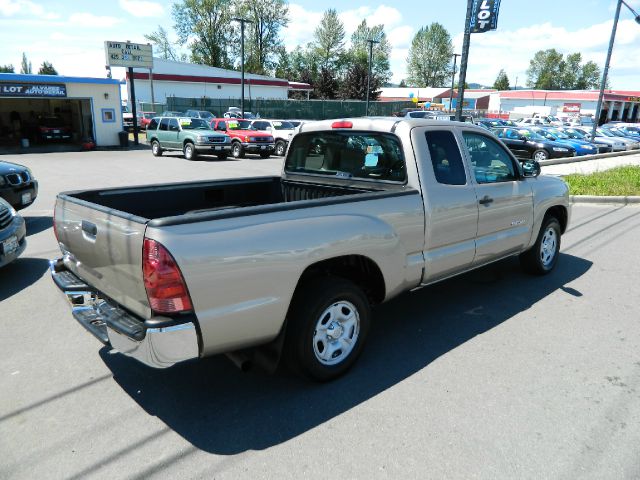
[233,17,253,118]
[455,0,473,121]
[592,0,640,138]
[365,38,380,116]
[449,53,461,113]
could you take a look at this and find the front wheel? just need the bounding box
[184,142,197,160]
[284,277,371,381]
[231,142,244,158]
[520,216,561,275]
[151,140,162,157]
[275,140,286,156]
[532,149,549,161]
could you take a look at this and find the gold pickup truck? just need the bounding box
[51,118,569,381]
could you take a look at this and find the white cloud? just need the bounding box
[0,0,58,19]
[388,25,414,49]
[118,0,165,18]
[69,12,123,28]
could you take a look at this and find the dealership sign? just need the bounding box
[0,83,67,97]
[104,41,153,69]
[563,103,581,113]
[469,0,501,33]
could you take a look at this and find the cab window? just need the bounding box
[286,132,406,182]
[148,118,159,130]
[462,132,517,184]
[424,130,466,185]
[159,118,169,131]
[168,118,179,131]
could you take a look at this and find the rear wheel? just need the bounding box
[532,149,549,161]
[520,216,561,275]
[275,140,286,156]
[231,142,244,158]
[284,277,371,381]
[151,140,162,157]
[184,142,197,160]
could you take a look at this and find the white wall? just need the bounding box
[67,83,122,146]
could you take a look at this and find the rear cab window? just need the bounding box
[424,130,466,185]
[285,131,407,183]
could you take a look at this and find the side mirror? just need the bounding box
[522,160,541,177]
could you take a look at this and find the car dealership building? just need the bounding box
[0,73,123,148]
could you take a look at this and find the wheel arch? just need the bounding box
[545,205,568,233]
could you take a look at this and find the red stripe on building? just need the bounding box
[128,72,290,88]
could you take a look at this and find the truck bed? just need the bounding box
[66,176,384,223]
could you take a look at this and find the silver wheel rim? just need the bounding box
[233,144,240,157]
[276,143,284,155]
[534,151,547,161]
[540,226,558,267]
[313,301,360,366]
[152,142,158,154]
[185,145,192,158]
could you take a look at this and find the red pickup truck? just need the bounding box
[210,118,275,158]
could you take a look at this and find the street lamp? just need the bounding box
[365,38,380,116]
[233,17,253,118]
[449,53,461,113]
[591,0,640,140]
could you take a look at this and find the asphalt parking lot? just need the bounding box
[1,149,640,479]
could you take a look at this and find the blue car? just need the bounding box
[532,127,598,156]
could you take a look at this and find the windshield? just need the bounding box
[273,121,294,130]
[546,129,569,139]
[597,129,616,137]
[198,111,214,119]
[563,129,585,139]
[227,120,253,130]
[520,129,547,141]
[532,128,556,140]
[179,118,211,130]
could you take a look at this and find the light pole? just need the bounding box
[449,53,461,113]
[455,0,473,121]
[365,38,380,116]
[591,0,640,140]
[233,17,253,118]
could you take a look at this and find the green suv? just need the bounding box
[146,117,232,160]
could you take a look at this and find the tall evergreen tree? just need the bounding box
[313,9,345,71]
[493,69,510,90]
[38,61,58,75]
[20,52,32,74]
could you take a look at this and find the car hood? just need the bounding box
[188,129,227,137]
[228,129,271,136]
[0,161,28,175]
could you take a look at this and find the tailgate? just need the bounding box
[55,195,151,320]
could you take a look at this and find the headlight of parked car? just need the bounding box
[553,147,568,152]
[196,136,208,143]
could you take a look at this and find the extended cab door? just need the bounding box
[412,127,479,283]
[459,130,534,266]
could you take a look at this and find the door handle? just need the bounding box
[478,195,494,205]
[81,220,97,240]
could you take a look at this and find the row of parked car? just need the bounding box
[475,118,640,161]
[145,113,307,160]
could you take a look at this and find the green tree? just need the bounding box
[172,0,234,68]
[558,52,581,89]
[526,49,564,89]
[145,26,178,60]
[493,69,510,90]
[20,52,32,74]
[339,61,381,101]
[0,64,14,73]
[345,19,392,94]
[313,9,345,71]
[238,0,289,75]
[315,67,339,99]
[37,61,58,75]
[576,61,602,90]
[398,79,407,88]
[406,23,453,87]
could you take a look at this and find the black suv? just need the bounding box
[0,161,38,210]
[492,127,577,161]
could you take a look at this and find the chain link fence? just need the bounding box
[139,97,415,120]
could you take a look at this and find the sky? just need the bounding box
[1,0,639,90]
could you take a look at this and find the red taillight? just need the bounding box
[143,238,193,314]
[332,121,353,129]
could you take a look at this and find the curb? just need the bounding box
[570,195,640,205]
[539,149,639,166]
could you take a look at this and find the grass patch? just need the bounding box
[564,166,640,196]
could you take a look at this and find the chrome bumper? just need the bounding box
[50,258,200,369]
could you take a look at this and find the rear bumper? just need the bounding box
[0,215,27,268]
[50,258,200,368]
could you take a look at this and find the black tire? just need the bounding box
[217,152,228,160]
[151,140,162,157]
[231,142,244,158]
[520,216,561,275]
[275,140,286,156]
[532,149,549,161]
[259,152,271,159]
[184,142,197,160]
[284,276,371,381]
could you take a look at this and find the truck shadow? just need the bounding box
[100,253,592,455]
[0,257,50,301]
[24,216,53,236]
